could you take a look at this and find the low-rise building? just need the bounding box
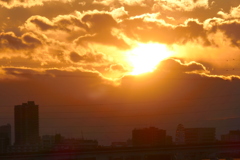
[184,127,216,144]
[221,130,240,142]
[41,134,98,151]
[175,124,216,145]
[132,127,172,147]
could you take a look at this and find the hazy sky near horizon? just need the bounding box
[1,0,240,145]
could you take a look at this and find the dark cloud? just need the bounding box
[158,59,207,73]
[174,20,211,45]
[82,13,117,33]
[0,32,41,50]
[0,58,237,107]
[0,32,26,50]
[22,15,89,44]
[75,32,130,49]
[70,51,82,62]
[209,0,240,13]
[123,3,152,17]
[29,16,54,31]
[28,15,88,32]
[23,13,129,49]
[22,33,42,46]
[121,18,211,46]
[75,13,130,49]
[14,1,238,52]
[3,68,48,79]
[69,51,108,64]
[211,21,240,48]
[151,0,239,23]
[22,6,121,33]
[110,64,126,72]
[120,58,238,108]
[0,68,103,109]
[55,16,87,32]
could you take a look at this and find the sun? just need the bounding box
[126,43,173,75]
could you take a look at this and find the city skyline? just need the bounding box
[1,101,240,147]
[1,96,240,145]
[1,0,240,145]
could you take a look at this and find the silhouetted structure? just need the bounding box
[111,139,132,148]
[132,127,171,146]
[184,127,216,144]
[175,124,185,145]
[41,134,98,151]
[14,101,39,145]
[175,124,216,145]
[0,124,11,153]
[221,130,240,142]
[111,142,128,148]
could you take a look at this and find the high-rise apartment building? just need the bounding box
[175,124,185,145]
[14,101,39,145]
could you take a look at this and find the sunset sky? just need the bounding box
[1,0,240,145]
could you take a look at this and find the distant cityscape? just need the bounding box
[0,101,240,154]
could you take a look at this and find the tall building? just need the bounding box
[175,124,185,145]
[0,124,11,153]
[14,101,39,145]
[132,127,169,146]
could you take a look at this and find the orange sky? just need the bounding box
[0,0,240,145]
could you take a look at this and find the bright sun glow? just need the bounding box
[126,43,173,75]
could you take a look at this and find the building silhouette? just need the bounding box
[175,124,216,145]
[0,124,11,153]
[184,128,216,144]
[221,130,240,142]
[41,134,98,151]
[132,127,171,147]
[175,124,185,145]
[14,101,39,145]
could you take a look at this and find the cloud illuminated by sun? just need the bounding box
[126,43,174,75]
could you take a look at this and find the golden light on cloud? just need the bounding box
[126,43,173,75]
